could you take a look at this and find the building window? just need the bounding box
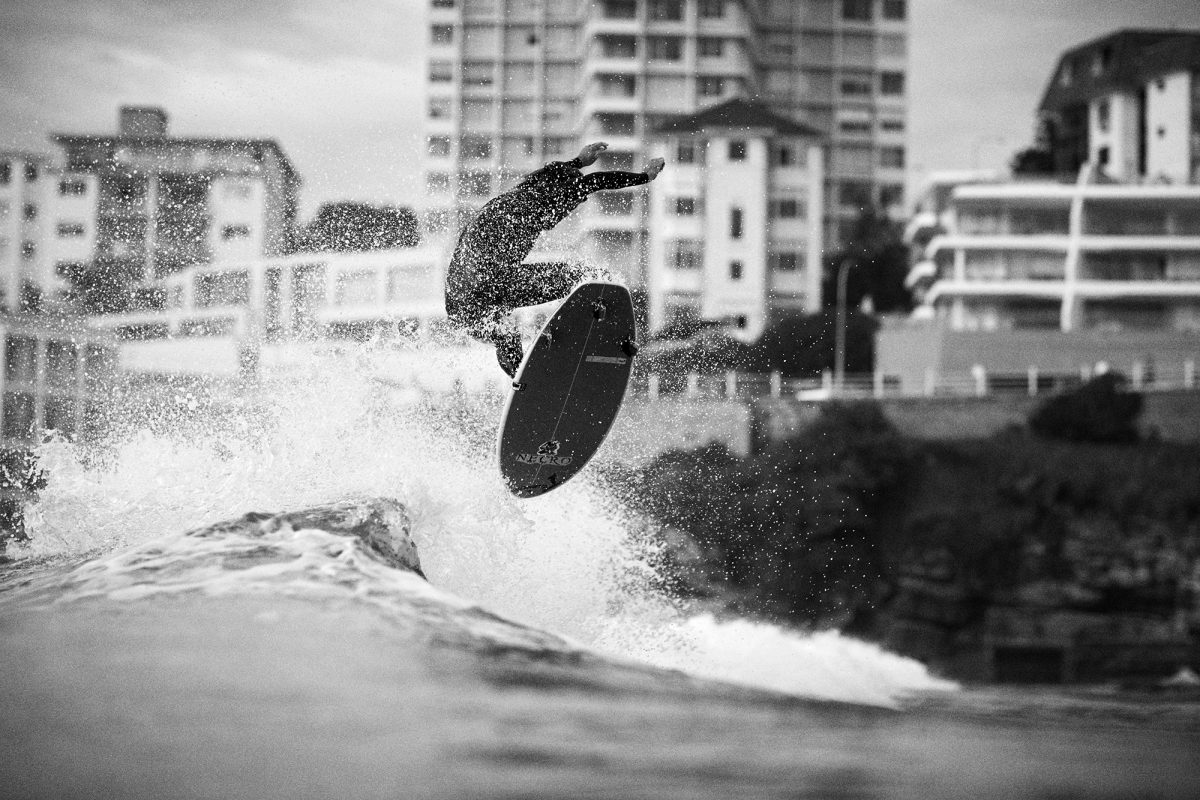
[426,172,450,192]
[673,197,696,215]
[879,184,904,207]
[22,203,37,221]
[840,78,872,96]
[668,239,701,270]
[221,224,251,240]
[600,34,637,58]
[58,179,87,196]
[24,163,38,182]
[842,0,872,21]
[699,0,724,17]
[431,24,454,45]
[772,199,801,218]
[772,252,799,271]
[648,36,683,60]
[882,0,905,19]
[432,0,455,7]
[880,146,905,168]
[729,260,743,279]
[429,60,453,82]
[598,73,637,97]
[676,139,701,163]
[839,119,872,134]
[881,119,905,132]
[460,172,491,196]
[839,181,872,207]
[461,135,492,159]
[698,37,723,58]
[880,71,905,95]
[462,62,494,85]
[427,135,451,156]
[648,0,683,20]
[1098,146,1110,166]
[544,137,571,156]
[0,161,9,185]
[57,222,85,238]
[602,0,637,19]
[1097,99,1110,133]
[730,207,743,239]
[429,97,451,118]
[20,241,36,260]
[698,76,724,96]
[728,139,746,161]
[772,143,801,166]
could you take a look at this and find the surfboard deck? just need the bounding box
[497,282,638,498]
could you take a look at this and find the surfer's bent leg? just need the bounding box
[500,261,592,308]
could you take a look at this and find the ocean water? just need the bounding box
[2,341,1198,799]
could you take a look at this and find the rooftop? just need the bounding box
[1039,28,1200,111]
[653,98,822,138]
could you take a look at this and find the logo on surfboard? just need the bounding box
[515,439,573,466]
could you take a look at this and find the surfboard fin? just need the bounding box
[621,339,640,357]
[591,301,607,320]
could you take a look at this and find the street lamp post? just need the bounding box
[834,258,853,395]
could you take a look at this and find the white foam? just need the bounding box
[16,339,954,706]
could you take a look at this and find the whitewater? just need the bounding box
[3,340,1198,799]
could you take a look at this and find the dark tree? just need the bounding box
[1010,146,1056,175]
[744,310,878,377]
[822,206,912,314]
[1028,372,1143,443]
[294,202,420,253]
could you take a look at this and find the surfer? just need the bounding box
[444,141,665,377]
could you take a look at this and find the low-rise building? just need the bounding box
[645,98,825,339]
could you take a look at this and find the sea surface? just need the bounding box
[2,343,1198,799]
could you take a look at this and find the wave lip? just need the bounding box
[189,497,425,579]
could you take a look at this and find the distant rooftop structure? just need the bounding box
[1038,29,1200,111]
[118,106,169,138]
[653,98,823,138]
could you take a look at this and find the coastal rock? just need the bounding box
[186,497,424,578]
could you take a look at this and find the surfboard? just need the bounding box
[497,281,638,498]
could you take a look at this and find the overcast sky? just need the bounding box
[1,0,1197,218]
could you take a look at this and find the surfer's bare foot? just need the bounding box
[644,158,665,180]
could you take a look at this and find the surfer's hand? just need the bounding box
[577,142,608,167]
[644,158,665,180]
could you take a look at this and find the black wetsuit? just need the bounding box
[445,157,650,376]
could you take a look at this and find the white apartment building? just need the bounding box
[906,166,1200,333]
[0,152,63,311]
[1038,29,1200,183]
[50,106,300,287]
[646,98,824,338]
[882,30,1200,393]
[422,0,908,301]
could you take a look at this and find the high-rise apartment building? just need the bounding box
[422,0,908,299]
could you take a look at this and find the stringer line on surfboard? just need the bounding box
[529,284,606,488]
